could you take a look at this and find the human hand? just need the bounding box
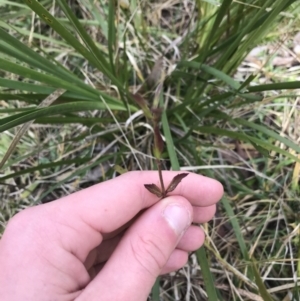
[0,171,223,301]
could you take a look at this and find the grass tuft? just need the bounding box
[1,0,300,300]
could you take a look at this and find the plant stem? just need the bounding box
[156,159,165,197]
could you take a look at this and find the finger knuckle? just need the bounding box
[130,232,167,276]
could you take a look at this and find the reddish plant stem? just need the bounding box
[156,158,165,197]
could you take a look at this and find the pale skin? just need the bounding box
[0,171,223,301]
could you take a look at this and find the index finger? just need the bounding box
[32,171,223,262]
[54,171,223,234]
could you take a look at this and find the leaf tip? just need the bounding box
[165,173,189,194]
[144,183,163,198]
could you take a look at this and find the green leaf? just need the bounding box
[160,92,220,300]
[0,27,69,77]
[178,61,241,90]
[248,81,300,92]
[161,105,180,170]
[38,154,116,202]
[56,0,122,88]
[107,0,116,75]
[0,157,91,181]
[251,259,275,301]
[0,89,66,169]
[196,126,300,163]
[197,0,233,63]
[222,197,250,261]
[0,101,128,133]
[0,58,98,98]
[196,247,219,301]
[236,118,300,154]
[22,0,97,67]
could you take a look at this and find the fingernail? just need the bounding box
[163,204,191,236]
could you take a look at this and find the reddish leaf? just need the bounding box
[131,92,148,108]
[131,93,152,119]
[144,184,163,198]
[166,173,189,194]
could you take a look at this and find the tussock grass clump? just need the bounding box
[0,0,299,300]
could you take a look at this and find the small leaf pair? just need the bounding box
[144,173,188,198]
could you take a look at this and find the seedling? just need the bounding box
[132,87,188,199]
[144,173,188,199]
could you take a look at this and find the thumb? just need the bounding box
[78,196,192,301]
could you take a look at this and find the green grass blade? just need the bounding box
[196,247,219,301]
[223,0,296,73]
[197,0,233,63]
[0,58,126,108]
[0,58,96,97]
[221,196,250,260]
[0,30,58,75]
[248,81,300,92]
[0,101,128,132]
[160,93,220,300]
[84,0,108,40]
[22,0,89,54]
[0,89,65,169]
[161,109,180,170]
[200,64,240,90]
[0,0,27,9]
[177,61,240,90]
[56,0,121,88]
[0,79,105,102]
[236,118,300,154]
[0,78,54,93]
[35,116,112,125]
[0,92,111,103]
[107,0,116,76]
[196,126,300,162]
[151,277,160,301]
[22,0,111,74]
[38,153,116,202]
[0,20,70,46]
[222,197,276,300]
[0,156,91,182]
[56,0,109,69]
[251,260,275,301]
[213,0,273,71]
[0,27,81,82]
